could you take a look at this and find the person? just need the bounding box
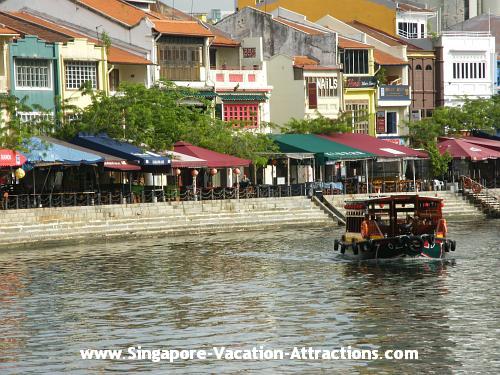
[240,174,251,189]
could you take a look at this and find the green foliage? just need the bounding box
[281,112,353,134]
[55,81,277,166]
[0,93,54,150]
[100,31,112,55]
[375,66,387,85]
[408,96,500,147]
[426,142,452,178]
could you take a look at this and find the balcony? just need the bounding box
[377,85,411,107]
[209,66,269,90]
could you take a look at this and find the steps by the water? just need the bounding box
[325,191,485,220]
[463,189,500,218]
[0,197,333,248]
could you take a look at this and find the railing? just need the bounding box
[0,185,313,211]
[209,68,266,88]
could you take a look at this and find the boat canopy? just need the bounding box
[270,134,375,165]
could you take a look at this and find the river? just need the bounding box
[0,220,498,374]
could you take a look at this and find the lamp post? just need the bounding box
[175,168,181,200]
[233,167,241,199]
[191,169,199,201]
[209,168,218,187]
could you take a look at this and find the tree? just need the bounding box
[55,81,277,166]
[0,93,54,150]
[281,112,353,134]
[426,142,452,178]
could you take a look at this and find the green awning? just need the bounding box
[192,91,217,99]
[270,134,375,165]
[218,93,268,102]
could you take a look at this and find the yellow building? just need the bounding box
[58,38,108,110]
[237,0,397,36]
[338,37,377,135]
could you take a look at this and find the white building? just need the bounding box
[267,54,341,127]
[435,31,496,107]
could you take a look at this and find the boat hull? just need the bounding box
[335,236,455,260]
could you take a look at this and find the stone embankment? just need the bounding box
[325,191,485,220]
[0,197,333,249]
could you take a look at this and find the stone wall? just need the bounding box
[0,197,333,249]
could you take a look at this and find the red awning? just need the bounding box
[0,149,27,167]
[104,160,141,171]
[173,141,251,168]
[462,136,500,152]
[438,138,500,161]
[318,133,427,159]
[167,150,208,168]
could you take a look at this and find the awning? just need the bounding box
[270,134,374,165]
[22,136,104,166]
[71,133,171,171]
[0,149,27,167]
[167,150,208,168]
[319,133,427,159]
[462,136,500,152]
[218,93,268,102]
[438,138,500,161]
[174,141,251,168]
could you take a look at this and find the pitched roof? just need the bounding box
[0,12,71,42]
[153,20,213,37]
[395,2,434,13]
[0,26,19,35]
[275,17,325,35]
[349,20,422,50]
[210,27,240,47]
[338,36,372,49]
[7,11,152,65]
[373,49,407,65]
[77,0,148,27]
[293,56,319,65]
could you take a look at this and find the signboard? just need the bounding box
[307,82,317,109]
[376,111,386,134]
[243,47,256,58]
[345,76,377,89]
[379,137,404,145]
[379,85,410,100]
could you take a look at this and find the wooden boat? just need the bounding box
[334,195,456,260]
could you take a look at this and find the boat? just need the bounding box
[334,195,456,260]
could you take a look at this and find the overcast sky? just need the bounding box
[161,0,235,13]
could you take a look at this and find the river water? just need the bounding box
[0,220,498,374]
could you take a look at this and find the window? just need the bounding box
[415,64,422,70]
[158,41,203,81]
[341,49,369,74]
[223,103,259,128]
[452,62,486,79]
[398,21,419,38]
[109,69,119,92]
[15,59,51,89]
[346,101,369,134]
[386,112,397,134]
[425,65,432,70]
[305,77,338,97]
[65,61,98,89]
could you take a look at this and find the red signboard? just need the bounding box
[376,111,386,134]
[0,149,26,167]
[307,82,317,109]
[243,47,256,58]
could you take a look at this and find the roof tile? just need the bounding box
[153,20,213,37]
[374,49,407,65]
[338,36,372,49]
[77,0,147,27]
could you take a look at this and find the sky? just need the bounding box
[161,0,235,13]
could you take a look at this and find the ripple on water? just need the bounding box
[0,220,498,374]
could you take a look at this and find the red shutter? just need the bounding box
[307,82,317,109]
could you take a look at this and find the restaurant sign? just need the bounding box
[376,111,386,134]
[243,47,256,58]
[379,85,410,100]
[345,76,377,89]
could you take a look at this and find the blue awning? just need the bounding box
[22,136,104,166]
[71,133,171,171]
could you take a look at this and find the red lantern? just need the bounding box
[271,159,277,166]
[175,168,182,176]
[210,168,218,176]
[379,203,384,208]
[233,168,241,175]
[440,202,445,208]
[191,169,199,177]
